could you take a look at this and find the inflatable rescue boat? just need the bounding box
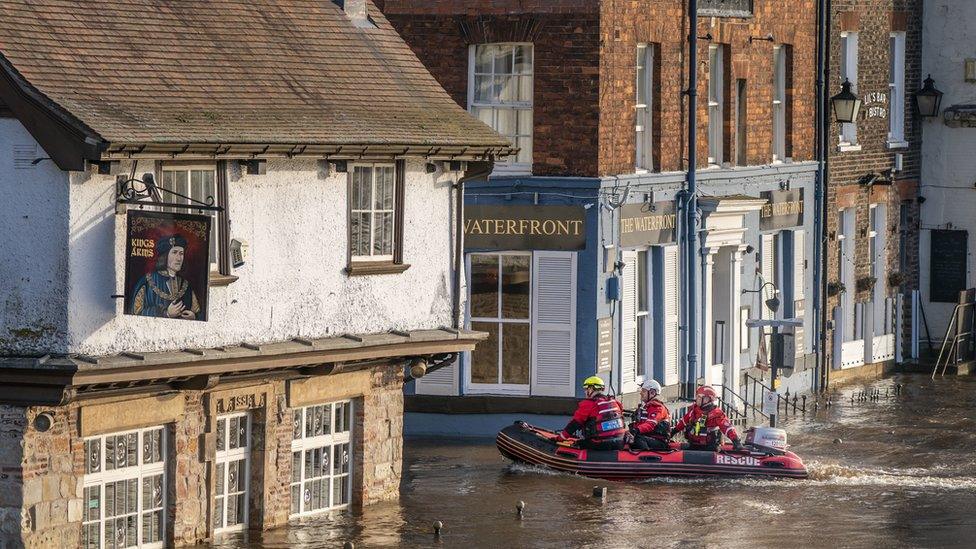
[496,422,808,480]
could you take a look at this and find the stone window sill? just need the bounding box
[887,140,909,150]
[837,143,862,153]
[209,272,239,287]
[345,262,411,276]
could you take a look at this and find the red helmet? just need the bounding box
[695,385,718,405]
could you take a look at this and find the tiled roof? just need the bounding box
[0,0,510,151]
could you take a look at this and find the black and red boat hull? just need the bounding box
[496,423,808,480]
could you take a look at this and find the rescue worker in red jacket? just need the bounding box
[672,385,743,452]
[626,379,672,451]
[557,376,626,451]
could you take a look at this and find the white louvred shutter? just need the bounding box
[531,251,577,397]
[761,233,776,319]
[793,229,805,355]
[414,357,458,395]
[663,246,680,386]
[620,251,639,394]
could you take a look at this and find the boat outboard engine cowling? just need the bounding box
[745,427,788,454]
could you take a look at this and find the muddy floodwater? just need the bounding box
[212,374,976,548]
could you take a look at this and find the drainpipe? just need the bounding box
[814,0,832,392]
[452,160,494,330]
[683,0,700,399]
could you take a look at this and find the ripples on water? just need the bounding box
[213,374,976,548]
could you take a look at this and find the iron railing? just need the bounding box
[932,301,976,378]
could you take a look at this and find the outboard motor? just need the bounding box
[745,427,788,454]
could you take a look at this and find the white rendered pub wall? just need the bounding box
[0,118,71,353]
[61,157,458,356]
[919,0,976,338]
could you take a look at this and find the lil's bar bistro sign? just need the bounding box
[464,205,586,251]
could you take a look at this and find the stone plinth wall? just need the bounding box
[0,363,405,548]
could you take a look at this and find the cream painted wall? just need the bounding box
[0,153,459,356]
[0,119,70,353]
[919,0,976,338]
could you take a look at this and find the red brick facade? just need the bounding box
[383,0,817,177]
[824,0,923,369]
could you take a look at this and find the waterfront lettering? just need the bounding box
[760,200,804,219]
[620,213,676,235]
[464,218,583,237]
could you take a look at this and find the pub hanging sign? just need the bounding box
[124,210,211,321]
[619,201,677,247]
[464,205,586,251]
[760,189,804,230]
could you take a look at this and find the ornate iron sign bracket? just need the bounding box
[116,173,223,212]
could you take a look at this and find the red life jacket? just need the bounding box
[587,395,626,440]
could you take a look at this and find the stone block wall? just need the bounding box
[0,362,406,548]
[824,0,923,368]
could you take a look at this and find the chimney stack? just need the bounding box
[341,0,368,24]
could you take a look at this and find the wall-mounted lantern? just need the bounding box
[830,79,861,124]
[913,74,944,118]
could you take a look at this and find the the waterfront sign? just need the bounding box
[760,189,804,230]
[124,210,211,321]
[619,201,677,247]
[464,205,586,251]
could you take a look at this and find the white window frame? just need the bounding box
[349,163,397,262]
[159,163,220,271]
[636,249,650,379]
[290,401,354,518]
[839,32,860,149]
[82,426,167,549]
[465,251,532,395]
[838,208,857,342]
[708,45,725,166]
[213,413,251,535]
[468,43,534,175]
[888,32,907,147]
[636,44,654,172]
[772,45,788,163]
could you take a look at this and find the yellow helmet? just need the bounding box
[582,376,605,389]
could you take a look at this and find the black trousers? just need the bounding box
[577,437,625,451]
[630,434,670,451]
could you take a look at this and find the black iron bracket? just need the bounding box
[115,173,223,212]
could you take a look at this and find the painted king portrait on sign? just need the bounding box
[124,210,211,321]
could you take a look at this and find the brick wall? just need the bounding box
[384,1,601,177]
[825,0,923,367]
[385,0,817,178]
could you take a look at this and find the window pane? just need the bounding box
[474,75,493,103]
[333,443,350,475]
[216,419,226,452]
[293,410,302,440]
[375,212,394,256]
[517,75,533,103]
[472,106,493,126]
[495,45,514,74]
[501,255,530,320]
[352,213,371,257]
[470,321,499,383]
[514,45,532,74]
[85,486,101,522]
[501,323,530,384]
[469,255,499,318]
[496,108,516,137]
[216,463,225,495]
[352,167,371,210]
[292,451,302,483]
[475,45,494,74]
[638,251,648,311]
[86,439,101,474]
[375,167,395,210]
[496,75,516,103]
[517,136,533,164]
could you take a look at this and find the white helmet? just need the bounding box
[641,379,662,393]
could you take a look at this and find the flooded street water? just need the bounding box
[215,374,976,548]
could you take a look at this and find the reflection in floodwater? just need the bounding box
[211,374,976,548]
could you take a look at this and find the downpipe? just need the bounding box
[452,160,494,330]
[814,0,832,392]
[683,0,700,400]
